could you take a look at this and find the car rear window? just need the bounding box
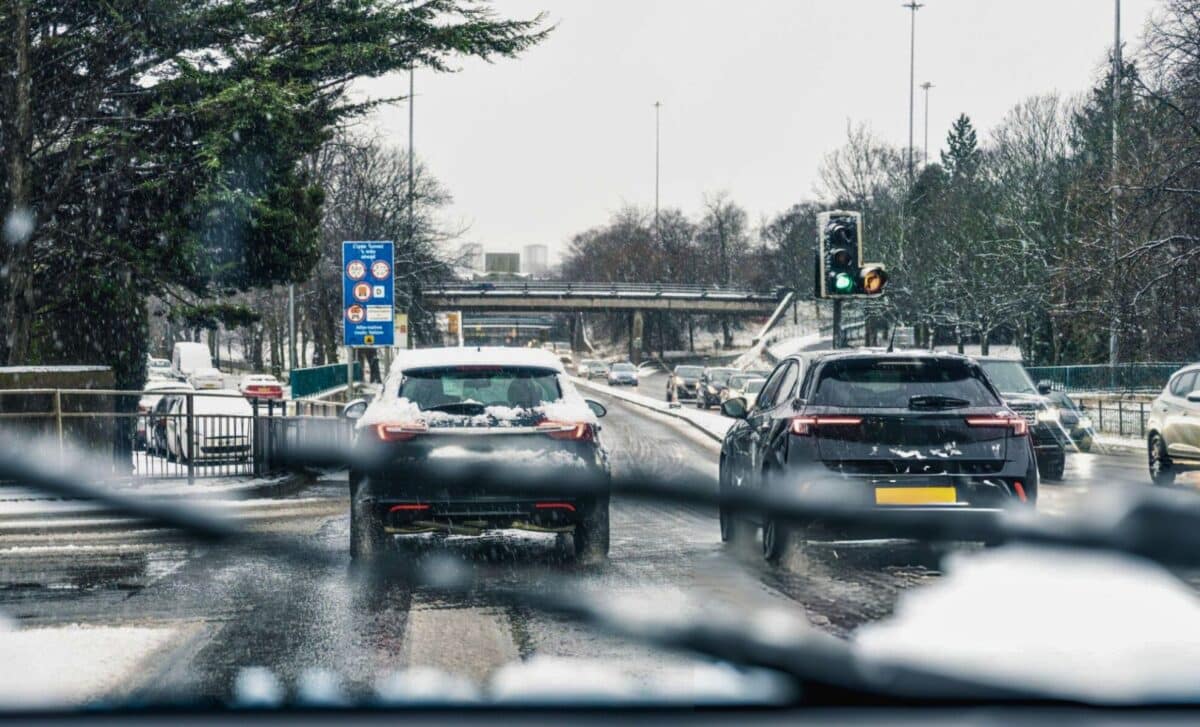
[746,378,766,394]
[399,366,562,409]
[708,369,737,384]
[612,363,634,372]
[811,358,1000,408]
[675,366,702,377]
[193,396,253,415]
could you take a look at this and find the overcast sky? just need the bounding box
[356,0,1160,263]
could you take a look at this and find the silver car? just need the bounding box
[1147,363,1200,485]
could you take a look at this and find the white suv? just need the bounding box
[1147,364,1200,485]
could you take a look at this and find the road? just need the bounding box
[0,388,1163,705]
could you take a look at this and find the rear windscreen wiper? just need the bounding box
[908,395,971,409]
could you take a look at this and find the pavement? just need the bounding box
[0,383,1184,707]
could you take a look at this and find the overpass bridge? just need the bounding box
[423,281,784,315]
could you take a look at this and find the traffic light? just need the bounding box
[815,210,888,298]
[446,311,460,335]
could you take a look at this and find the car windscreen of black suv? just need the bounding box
[812,358,1001,409]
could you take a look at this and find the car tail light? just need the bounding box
[375,422,428,442]
[538,421,593,442]
[535,502,577,512]
[966,416,1028,437]
[389,503,430,512]
[789,416,863,436]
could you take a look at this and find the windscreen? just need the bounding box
[979,360,1038,395]
[399,366,562,409]
[811,358,1000,408]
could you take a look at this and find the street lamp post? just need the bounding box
[920,81,933,167]
[654,100,662,234]
[903,2,923,183]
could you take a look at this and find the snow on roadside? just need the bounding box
[0,624,182,707]
[571,377,734,441]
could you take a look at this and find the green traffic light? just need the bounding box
[834,272,854,293]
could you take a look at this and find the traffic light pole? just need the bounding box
[832,299,843,349]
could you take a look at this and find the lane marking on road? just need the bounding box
[400,594,520,684]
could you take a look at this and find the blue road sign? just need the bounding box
[342,241,395,347]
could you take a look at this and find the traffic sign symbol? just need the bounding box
[353,282,372,301]
[371,260,391,280]
[363,334,375,345]
[346,260,366,280]
[346,305,365,323]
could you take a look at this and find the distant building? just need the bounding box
[457,242,485,272]
[484,252,521,275]
[522,244,549,277]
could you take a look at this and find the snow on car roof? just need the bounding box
[386,346,564,381]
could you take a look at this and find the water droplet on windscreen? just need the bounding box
[3,208,34,246]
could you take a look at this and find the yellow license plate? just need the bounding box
[874,487,957,506]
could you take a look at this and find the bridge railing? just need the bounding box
[289,362,363,400]
[428,280,782,299]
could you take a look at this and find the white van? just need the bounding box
[172,341,213,377]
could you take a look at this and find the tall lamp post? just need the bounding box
[903,2,923,183]
[654,100,662,234]
[920,81,933,166]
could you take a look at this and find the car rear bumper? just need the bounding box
[371,495,596,534]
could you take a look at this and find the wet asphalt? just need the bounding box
[0,390,1162,703]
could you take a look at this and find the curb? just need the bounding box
[573,377,724,444]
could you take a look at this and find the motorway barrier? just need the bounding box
[289,362,363,399]
[1028,363,1187,393]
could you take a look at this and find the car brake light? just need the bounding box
[538,421,593,441]
[375,422,428,442]
[535,502,577,512]
[389,503,430,512]
[966,416,1028,436]
[789,416,862,436]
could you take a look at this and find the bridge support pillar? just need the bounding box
[629,310,644,364]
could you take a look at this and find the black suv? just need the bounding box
[347,349,612,563]
[719,352,1038,562]
[976,358,1067,481]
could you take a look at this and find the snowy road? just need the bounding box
[0,391,1171,705]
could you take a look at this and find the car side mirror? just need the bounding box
[1188,391,1200,404]
[792,397,806,411]
[343,398,368,420]
[585,399,607,418]
[1037,380,1053,396]
[721,398,748,419]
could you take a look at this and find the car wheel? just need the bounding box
[1040,454,1065,482]
[1075,433,1093,453]
[574,497,610,563]
[350,497,387,560]
[762,516,791,563]
[1149,433,1176,487]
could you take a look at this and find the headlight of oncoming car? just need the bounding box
[1036,407,1061,423]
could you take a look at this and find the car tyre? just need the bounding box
[350,498,387,560]
[1075,434,1093,453]
[1149,433,1176,487]
[1040,453,1065,482]
[574,497,610,563]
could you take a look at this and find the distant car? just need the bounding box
[579,359,608,379]
[720,352,1037,561]
[188,367,224,390]
[346,346,611,562]
[739,377,767,409]
[1146,363,1200,486]
[720,374,757,403]
[147,356,173,379]
[559,352,575,372]
[136,380,193,449]
[722,375,766,409]
[1045,390,1094,452]
[976,358,1067,482]
[667,365,704,401]
[163,391,254,463]
[607,362,639,387]
[697,367,739,409]
[239,374,284,400]
[552,341,572,354]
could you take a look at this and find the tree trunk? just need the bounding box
[721,318,732,349]
[687,317,695,352]
[2,0,34,364]
[979,326,990,356]
[956,326,965,354]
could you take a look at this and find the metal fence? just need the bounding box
[0,389,353,483]
[1027,363,1187,393]
[289,362,363,399]
[1073,397,1151,440]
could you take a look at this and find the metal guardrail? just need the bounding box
[1074,397,1152,440]
[289,362,363,399]
[1028,363,1188,393]
[0,388,351,483]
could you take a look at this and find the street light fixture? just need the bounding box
[903,2,924,183]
